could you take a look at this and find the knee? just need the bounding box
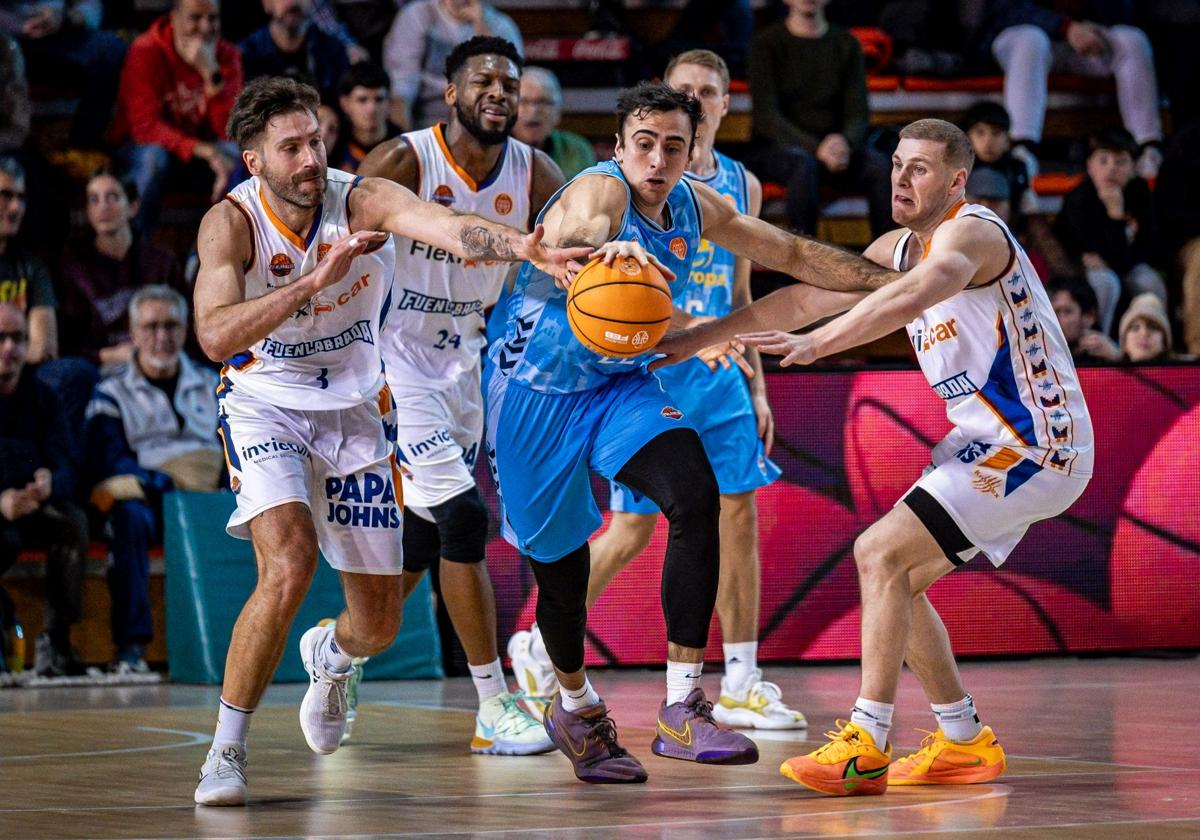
[258,548,317,607]
[660,464,719,527]
[112,500,155,535]
[1106,25,1153,61]
[607,513,657,560]
[720,493,757,539]
[997,25,1051,63]
[853,526,906,587]
[130,144,170,178]
[430,488,488,565]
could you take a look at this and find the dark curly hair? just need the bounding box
[444,36,524,81]
[615,82,702,150]
[227,76,321,151]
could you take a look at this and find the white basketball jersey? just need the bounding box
[222,169,396,410]
[383,123,533,390]
[894,202,1094,478]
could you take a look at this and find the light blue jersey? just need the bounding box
[489,160,703,394]
[611,151,780,513]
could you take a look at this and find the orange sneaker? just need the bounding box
[779,720,890,796]
[889,726,1006,785]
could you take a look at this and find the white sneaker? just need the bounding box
[299,625,352,754]
[1136,144,1163,180]
[712,669,807,730]
[194,743,247,806]
[506,628,559,705]
[319,618,367,745]
[471,691,556,755]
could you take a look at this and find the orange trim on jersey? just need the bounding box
[376,381,393,416]
[919,200,968,261]
[389,451,404,509]
[1000,290,1052,447]
[258,184,308,250]
[433,122,480,191]
[979,446,1022,471]
[224,195,257,272]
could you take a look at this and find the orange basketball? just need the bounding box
[566,255,672,357]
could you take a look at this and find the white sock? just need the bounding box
[469,658,506,702]
[722,641,758,692]
[318,626,354,673]
[213,698,253,747]
[560,676,601,711]
[931,693,983,743]
[666,660,703,705]
[850,696,893,749]
[529,623,550,664]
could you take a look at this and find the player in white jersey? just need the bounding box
[189,76,587,807]
[350,36,564,756]
[656,119,1092,795]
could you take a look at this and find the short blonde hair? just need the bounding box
[664,49,730,95]
[900,118,975,172]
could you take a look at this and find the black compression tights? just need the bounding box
[527,428,721,673]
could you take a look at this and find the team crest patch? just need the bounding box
[493,192,513,215]
[433,185,455,206]
[317,243,331,262]
[229,476,241,494]
[631,330,650,349]
[618,256,641,275]
[269,253,294,277]
[661,406,684,420]
[669,236,687,259]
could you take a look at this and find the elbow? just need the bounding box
[197,329,232,364]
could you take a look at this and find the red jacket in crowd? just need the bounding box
[108,15,243,163]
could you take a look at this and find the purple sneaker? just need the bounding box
[651,688,760,765]
[543,695,648,784]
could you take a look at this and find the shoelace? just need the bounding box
[892,729,939,769]
[813,719,863,761]
[492,694,541,736]
[211,747,247,782]
[586,714,629,758]
[686,694,718,724]
[318,670,349,718]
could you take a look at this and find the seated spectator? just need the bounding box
[58,169,186,370]
[108,0,244,231]
[513,66,596,181]
[1119,292,1176,363]
[748,0,892,238]
[0,157,54,364]
[1054,128,1166,335]
[1046,275,1121,362]
[2,2,126,149]
[1155,120,1200,356]
[383,0,523,130]
[317,101,340,158]
[0,34,30,156]
[961,101,1032,214]
[84,286,221,674]
[0,302,90,678]
[325,0,402,61]
[979,1,1163,178]
[240,0,348,102]
[331,62,399,172]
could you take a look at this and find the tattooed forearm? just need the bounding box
[791,236,901,292]
[460,224,518,260]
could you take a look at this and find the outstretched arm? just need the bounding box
[742,216,1007,365]
[694,180,900,292]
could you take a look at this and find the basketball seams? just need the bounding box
[566,299,643,358]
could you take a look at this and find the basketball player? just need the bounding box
[348,36,562,756]
[507,50,806,731]
[488,81,901,784]
[655,118,1093,795]
[190,76,586,806]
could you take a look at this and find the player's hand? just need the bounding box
[739,330,818,367]
[521,225,592,290]
[752,391,775,457]
[588,240,677,281]
[648,328,702,370]
[695,341,754,377]
[1078,328,1122,360]
[313,231,389,290]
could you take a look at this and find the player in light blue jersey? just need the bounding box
[485,81,876,784]
[508,51,805,732]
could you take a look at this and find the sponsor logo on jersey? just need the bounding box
[661,406,684,420]
[324,473,401,529]
[631,330,650,348]
[911,318,959,353]
[932,371,978,400]
[669,236,687,260]
[955,441,992,463]
[618,256,641,276]
[494,193,513,215]
[310,273,372,315]
[259,320,374,358]
[407,239,497,268]
[229,476,241,494]
[395,287,484,317]
[239,437,310,463]
[270,253,294,277]
[405,428,454,459]
[433,184,455,206]
[317,243,332,262]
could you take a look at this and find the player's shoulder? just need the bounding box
[559,169,627,207]
[933,212,1009,254]
[356,136,418,185]
[862,228,908,267]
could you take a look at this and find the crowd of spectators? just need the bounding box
[0,0,1198,679]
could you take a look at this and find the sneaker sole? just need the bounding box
[650,736,759,765]
[779,761,888,796]
[712,705,808,730]
[888,757,1006,785]
[194,785,247,806]
[471,735,556,756]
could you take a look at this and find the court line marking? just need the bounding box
[736,815,1200,840]
[0,727,210,763]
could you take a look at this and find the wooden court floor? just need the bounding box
[1,657,1197,839]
